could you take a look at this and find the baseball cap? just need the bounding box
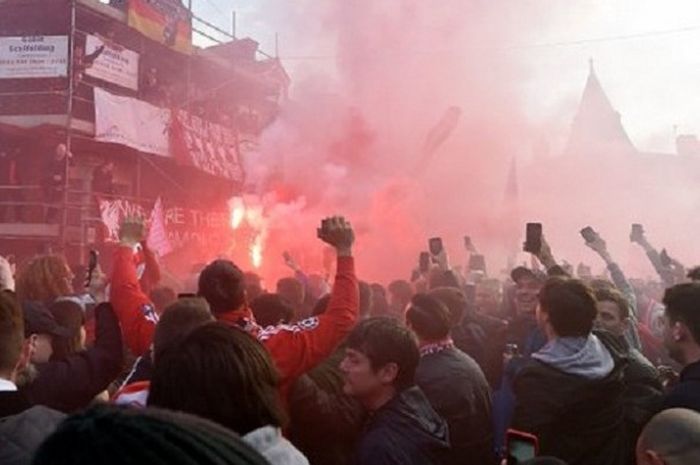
[23,301,73,338]
[510,266,546,284]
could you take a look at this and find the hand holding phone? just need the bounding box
[523,223,542,254]
[630,224,645,243]
[429,237,444,256]
[419,252,430,274]
[85,250,99,289]
[580,226,598,243]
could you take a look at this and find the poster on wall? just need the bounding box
[85,35,140,91]
[0,36,68,79]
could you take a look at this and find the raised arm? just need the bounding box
[260,216,359,385]
[583,232,641,350]
[109,218,157,357]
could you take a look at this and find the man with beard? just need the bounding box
[0,292,65,465]
[660,283,700,412]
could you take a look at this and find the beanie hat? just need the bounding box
[32,404,270,465]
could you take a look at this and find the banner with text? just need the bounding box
[128,0,192,54]
[85,35,140,91]
[171,109,245,183]
[99,198,231,251]
[94,87,170,156]
[0,36,68,79]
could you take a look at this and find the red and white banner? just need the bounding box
[170,109,245,183]
[147,197,173,257]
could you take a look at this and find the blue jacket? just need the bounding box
[353,386,449,465]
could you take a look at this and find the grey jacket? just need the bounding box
[0,405,65,465]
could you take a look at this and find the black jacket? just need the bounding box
[289,349,366,465]
[415,345,495,465]
[0,405,65,465]
[663,360,700,412]
[353,386,449,465]
[20,303,123,413]
[512,332,629,465]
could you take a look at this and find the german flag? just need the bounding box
[128,0,192,54]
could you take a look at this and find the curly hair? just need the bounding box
[16,255,73,303]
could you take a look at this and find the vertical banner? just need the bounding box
[128,0,192,54]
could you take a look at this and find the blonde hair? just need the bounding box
[16,255,73,303]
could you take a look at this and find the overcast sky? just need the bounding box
[187,0,700,154]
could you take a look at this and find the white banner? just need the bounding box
[85,35,140,91]
[0,36,68,79]
[94,88,170,156]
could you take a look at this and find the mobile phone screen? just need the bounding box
[429,237,443,256]
[524,223,542,253]
[508,438,536,462]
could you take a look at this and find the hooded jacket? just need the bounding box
[512,331,629,465]
[353,386,450,465]
[110,248,358,402]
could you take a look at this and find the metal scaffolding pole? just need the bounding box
[61,0,78,255]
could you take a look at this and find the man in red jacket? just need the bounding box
[110,215,359,402]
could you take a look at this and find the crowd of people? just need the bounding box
[0,216,699,465]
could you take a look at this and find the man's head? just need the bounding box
[148,322,284,435]
[33,404,270,465]
[662,283,700,366]
[16,255,74,304]
[537,277,597,339]
[249,294,294,328]
[55,143,67,158]
[276,277,305,308]
[0,291,27,382]
[511,267,544,317]
[429,286,467,327]
[405,293,451,342]
[243,272,264,302]
[387,280,414,314]
[475,279,501,315]
[340,318,419,410]
[594,287,631,337]
[23,301,72,364]
[636,408,700,465]
[153,298,214,361]
[197,260,246,315]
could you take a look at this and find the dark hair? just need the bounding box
[148,322,286,435]
[0,291,23,375]
[250,293,294,327]
[388,280,414,308]
[406,293,451,341]
[153,297,213,360]
[243,272,264,301]
[370,283,389,316]
[594,287,630,320]
[276,277,304,306]
[198,260,246,314]
[32,404,269,465]
[149,286,177,314]
[663,283,700,344]
[538,277,597,337]
[429,286,467,326]
[49,299,85,360]
[687,266,700,282]
[345,317,419,391]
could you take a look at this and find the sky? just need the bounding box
[189,0,700,154]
